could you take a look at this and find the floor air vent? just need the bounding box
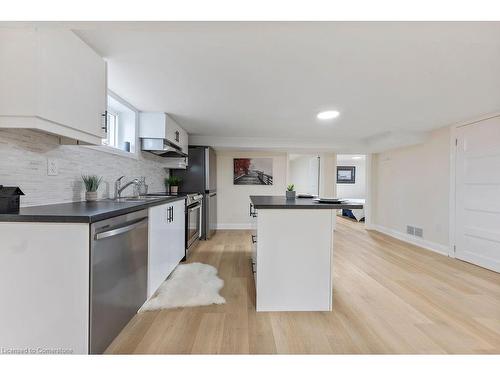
[407,225,423,238]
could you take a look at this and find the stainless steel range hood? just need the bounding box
[141,138,188,158]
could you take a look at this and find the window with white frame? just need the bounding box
[102,93,137,153]
[102,110,119,148]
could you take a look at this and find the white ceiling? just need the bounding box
[68,22,500,151]
[337,154,366,161]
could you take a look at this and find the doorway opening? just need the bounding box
[336,154,367,224]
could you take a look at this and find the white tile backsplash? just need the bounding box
[0,129,169,207]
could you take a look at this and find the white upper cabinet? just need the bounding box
[0,28,107,145]
[139,112,189,154]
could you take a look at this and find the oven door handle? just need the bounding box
[188,204,201,212]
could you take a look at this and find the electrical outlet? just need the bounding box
[47,158,58,176]
[406,225,415,235]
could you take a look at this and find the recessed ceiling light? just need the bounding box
[352,156,363,160]
[317,110,340,120]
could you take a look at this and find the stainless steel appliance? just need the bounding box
[186,193,203,256]
[172,146,217,240]
[90,209,148,354]
[139,112,188,158]
[206,191,217,239]
[141,138,187,158]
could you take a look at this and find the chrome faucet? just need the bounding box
[114,176,140,199]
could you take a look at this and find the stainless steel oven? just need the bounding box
[186,193,203,256]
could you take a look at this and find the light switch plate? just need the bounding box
[47,158,59,176]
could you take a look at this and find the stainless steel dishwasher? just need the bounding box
[90,209,148,354]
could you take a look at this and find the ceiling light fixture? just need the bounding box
[352,156,363,160]
[317,110,340,120]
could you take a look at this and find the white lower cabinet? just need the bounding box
[249,202,258,289]
[148,199,186,297]
[0,199,186,354]
[253,208,335,312]
[0,222,90,354]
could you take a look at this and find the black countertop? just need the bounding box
[0,195,186,223]
[249,195,364,209]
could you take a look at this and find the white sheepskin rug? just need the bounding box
[139,262,226,312]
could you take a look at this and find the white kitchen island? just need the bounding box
[249,195,363,312]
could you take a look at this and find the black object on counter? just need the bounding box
[0,186,25,214]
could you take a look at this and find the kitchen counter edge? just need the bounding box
[0,196,187,224]
[249,195,364,209]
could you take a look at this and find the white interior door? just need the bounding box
[455,116,500,272]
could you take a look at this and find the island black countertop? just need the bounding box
[0,195,186,223]
[249,195,364,209]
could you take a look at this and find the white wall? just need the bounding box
[336,156,366,199]
[288,154,319,195]
[318,153,337,197]
[217,151,288,229]
[372,126,450,248]
[0,129,169,206]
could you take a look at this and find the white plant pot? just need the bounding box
[170,186,179,195]
[85,191,98,201]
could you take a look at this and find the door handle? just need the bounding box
[95,218,147,240]
[167,206,174,223]
[249,203,257,218]
[101,111,108,133]
[251,235,257,244]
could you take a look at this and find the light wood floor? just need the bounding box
[106,218,500,354]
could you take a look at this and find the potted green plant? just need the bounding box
[82,175,102,201]
[165,175,182,195]
[286,184,296,200]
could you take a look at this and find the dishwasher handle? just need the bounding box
[95,217,148,240]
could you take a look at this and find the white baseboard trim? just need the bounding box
[217,223,252,230]
[370,224,450,256]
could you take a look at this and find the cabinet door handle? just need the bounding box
[168,206,173,222]
[249,203,257,218]
[101,111,108,133]
[251,235,257,244]
[167,206,173,223]
[249,203,257,217]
